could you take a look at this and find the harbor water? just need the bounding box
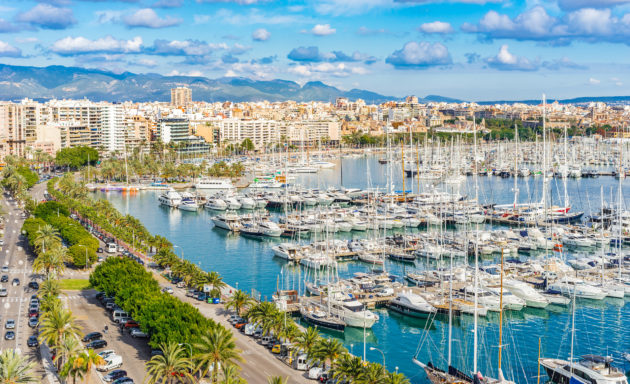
[96,155,630,384]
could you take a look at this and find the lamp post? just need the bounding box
[78,244,88,271]
[178,342,192,357]
[173,245,184,261]
[369,347,386,370]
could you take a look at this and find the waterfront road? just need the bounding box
[64,289,150,383]
[1,189,47,382]
[158,277,313,384]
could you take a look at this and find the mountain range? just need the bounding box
[0,64,628,105]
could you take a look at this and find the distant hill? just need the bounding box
[0,64,403,103]
[477,96,630,105]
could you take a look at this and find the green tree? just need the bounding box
[193,325,242,383]
[312,338,346,371]
[0,349,38,383]
[145,342,194,384]
[38,307,82,370]
[224,290,255,317]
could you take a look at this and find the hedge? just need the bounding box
[90,258,218,348]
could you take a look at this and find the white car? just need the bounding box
[130,329,148,338]
[162,287,174,294]
[97,355,123,372]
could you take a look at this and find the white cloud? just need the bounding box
[51,36,143,55]
[123,8,182,28]
[14,37,38,44]
[288,62,368,78]
[485,45,538,71]
[311,24,336,36]
[385,41,452,68]
[15,3,76,30]
[0,41,21,57]
[213,9,311,25]
[252,28,271,41]
[418,21,454,34]
[135,58,158,67]
[589,77,601,84]
[314,0,504,16]
[166,70,205,77]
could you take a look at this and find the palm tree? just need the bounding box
[145,342,194,384]
[312,338,346,371]
[38,307,82,370]
[294,327,320,360]
[357,363,387,384]
[34,224,61,254]
[220,364,244,384]
[224,290,254,317]
[57,336,82,382]
[60,355,85,384]
[193,324,242,383]
[266,376,287,384]
[386,372,410,384]
[33,246,68,278]
[74,349,104,384]
[0,349,38,383]
[332,354,364,383]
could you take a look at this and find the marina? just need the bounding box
[95,146,630,384]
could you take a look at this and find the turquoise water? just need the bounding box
[96,156,630,383]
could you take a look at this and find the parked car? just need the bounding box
[98,350,117,360]
[86,339,107,349]
[1,266,8,273]
[0,275,8,283]
[82,332,103,342]
[5,319,15,329]
[97,355,123,372]
[162,287,173,294]
[28,316,38,328]
[27,335,38,347]
[150,349,164,357]
[27,281,39,290]
[0,288,7,297]
[4,331,14,340]
[28,308,38,318]
[130,329,148,338]
[123,321,139,329]
[11,278,19,286]
[112,377,134,384]
[105,302,117,311]
[103,370,127,382]
[234,321,248,330]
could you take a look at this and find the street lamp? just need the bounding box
[178,342,192,357]
[173,245,184,261]
[369,347,386,369]
[78,245,88,271]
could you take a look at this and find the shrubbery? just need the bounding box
[90,258,218,348]
[55,147,99,169]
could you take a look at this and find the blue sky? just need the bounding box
[0,0,628,100]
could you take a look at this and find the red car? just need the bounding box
[124,321,139,329]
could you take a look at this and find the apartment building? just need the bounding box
[171,87,192,108]
[0,103,26,157]
[217,119,284,149]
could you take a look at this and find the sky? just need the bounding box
[0,0,629,101]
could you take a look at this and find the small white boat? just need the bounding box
[205,198,228,211]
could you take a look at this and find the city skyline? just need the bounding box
[0,0,628,101]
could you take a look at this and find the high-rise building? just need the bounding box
[171,87,192,108]
[158,118,191,143]
[0,103,27,157]
[100,104,125,153]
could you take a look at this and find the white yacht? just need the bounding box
[259,220,283,237]
[211,213,242,231]
[271,243,303,260]
[300,253,336,269]
[224,197,242,210]
[238,196,256,210]
[158,189,182,207]
[194,178,234,190]
[503,279,550,308]
[205,198,228,211]
[547,277,607,300]
[178,192,200,211]
[388,291,436,318]
[327,296,379,328]
[249,179,283,189]
[541,355,628,384]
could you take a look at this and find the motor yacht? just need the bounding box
[211,213,242,231]
[194,178,234,190]
[177,192,200,211]
[502,279,550,308]
[388,291,436,318]
[547,278,607,300]
[205,198,228,211]
[158,189,182,207]
[541,355,628,384]
[272,243,302,261]
[326,296,379,328]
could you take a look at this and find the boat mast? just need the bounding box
[514,123,519,211]
[473,116,479,375]
[564,122,569,209]
[401,140,406,201]
[498,248,505,381]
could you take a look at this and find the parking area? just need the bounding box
[64,289,150,383]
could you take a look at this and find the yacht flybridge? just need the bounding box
[540,355,628,384]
